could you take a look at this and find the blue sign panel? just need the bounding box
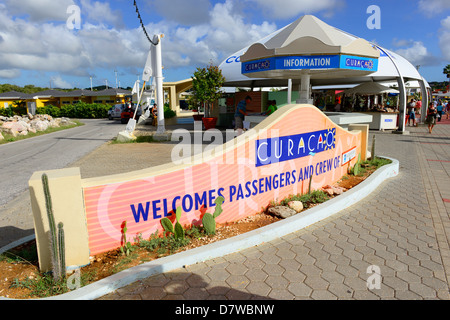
[255,128,336,167]
[242,54,378,74]
[242,55,340,74]
[339,55,378,71]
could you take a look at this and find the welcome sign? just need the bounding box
[80,105,362,255]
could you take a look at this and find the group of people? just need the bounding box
[232,95,449,134]
[426,99,449,134]
[234,96,279,131]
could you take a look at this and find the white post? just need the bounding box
[287,79,292,105]
[154,34,165,133]
[296,73,313,104]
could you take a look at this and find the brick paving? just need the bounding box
[2,114,450,300]
[94,119,450,300]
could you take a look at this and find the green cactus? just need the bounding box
[353,153,361,176]
[42,173,60,280]
[371,135,376,163]
[58,222,66,278]
[202,212,216,235]
[202,196,225,235]
[161,207,185,240]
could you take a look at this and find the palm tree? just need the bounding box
[444,64,450,91]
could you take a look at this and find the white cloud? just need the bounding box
[150,0,212,26]
[51,75,73,89]
[418,0,450,17]
[394,41,440,67]
[0,0,277,83]
[0,69,21,79]
[4,0,76,22]
[79,0,124,28]
[439,16,450,61]
[245,0,344,19]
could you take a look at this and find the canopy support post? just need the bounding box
[296,73,313,105]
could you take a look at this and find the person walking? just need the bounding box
[235,96,251,131]
[425,102,437,133]
[407,99,416,126]
[436,100,443,122]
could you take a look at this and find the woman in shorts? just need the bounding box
[425,103,437,134]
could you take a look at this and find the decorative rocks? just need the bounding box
[322,185,347,196]
[268,206,297,219]
[0,114,75,137]
[288,201,304,213]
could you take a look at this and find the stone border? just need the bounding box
[0,157,399,300]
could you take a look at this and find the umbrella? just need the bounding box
[343,82,399,95]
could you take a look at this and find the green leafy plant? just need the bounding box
[202,196,225,235]
[190,64,226,118]
[161,207,185,240]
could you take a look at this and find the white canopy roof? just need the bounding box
[219,15,426,88]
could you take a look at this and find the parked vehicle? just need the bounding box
[108,104,126,120]
[120,104,142,124]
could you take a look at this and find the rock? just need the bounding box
[0,132,3,140]
[288,201,304,213]
[268,206,297,219]
[27,113,34,120]
[331,186,346,195]
[30,120,49,132]
[323,187,334,196]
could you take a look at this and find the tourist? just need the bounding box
[436,100,443,122]
[265,100,278,116]
[445,100,449,119]
[235,96,251,130]
[425,102,437,134]
[151,103,157,126]
[407,99,416,126]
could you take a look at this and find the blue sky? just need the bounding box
[0,0,449,89]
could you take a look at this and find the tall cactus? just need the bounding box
[371,135,376,163]
[42,173,60,280]
[42,173,66,280]
[58,222,66,279]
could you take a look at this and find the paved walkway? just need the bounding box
[1,115,450,300]
[95,117,450,300]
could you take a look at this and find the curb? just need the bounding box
[0,157,399,300]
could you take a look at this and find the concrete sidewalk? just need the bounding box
[94,120,450,300]
[2,116,450,300]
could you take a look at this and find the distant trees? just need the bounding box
[0,84,49,94]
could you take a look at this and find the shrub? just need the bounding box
[36,102,111,119]
[164,103,176,119]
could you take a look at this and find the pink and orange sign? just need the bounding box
[83,105,362,255]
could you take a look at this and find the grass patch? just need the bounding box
[276,190,330,209]
[0,120,84,145]
[110,135,155,144]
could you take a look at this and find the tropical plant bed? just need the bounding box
[0,157,391,299]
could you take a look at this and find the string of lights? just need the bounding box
[133,0,158,46]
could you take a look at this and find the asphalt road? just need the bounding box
[0,118,125,207]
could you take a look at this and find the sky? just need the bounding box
[0,0,449,90]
